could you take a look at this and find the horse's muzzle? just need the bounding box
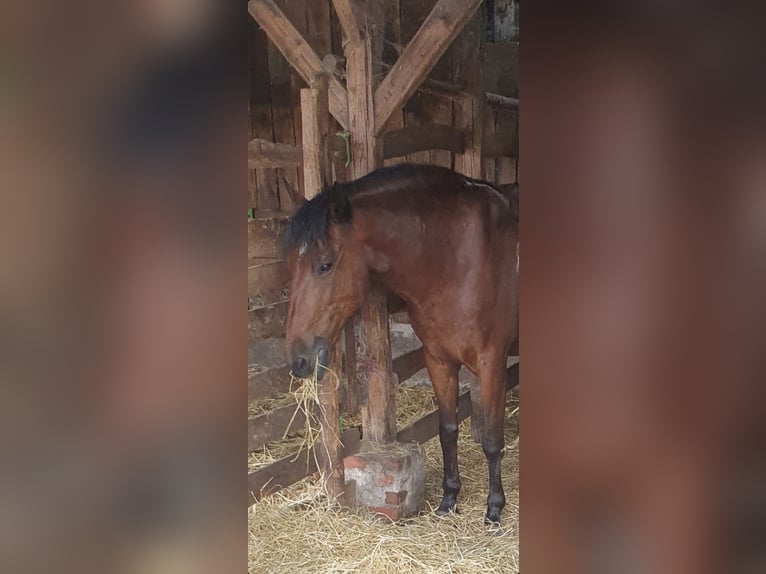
[288,337,330,380]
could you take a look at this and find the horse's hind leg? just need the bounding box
[423,348,461,514]
[477,354,508,523]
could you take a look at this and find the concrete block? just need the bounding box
[343,441,426,521]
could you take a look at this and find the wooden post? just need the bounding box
[456,92,485,178]
[300,74,331,198]
[342,2,396,444]
[300,74,344,498]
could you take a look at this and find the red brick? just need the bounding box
[367,506,400,522]
[343,455,367,470]
[374,473,395,487]
[384,490,409,505]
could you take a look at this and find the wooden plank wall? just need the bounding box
[249,0,520,215]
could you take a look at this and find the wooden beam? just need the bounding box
[248,258,288,298]
[249,404,308,451]
[486,92,519,109]
[248,0,349,129]
[248,212,289,259]
[248,428,362,503]
[330,0,363,44]
[379,61,467,100]
[340,1,395,444]
[346,36,380,175]
[300,74,332,199]
[398,361,519,443]
[373,0,482,135]
[248,138,302,169]
[382,124,465,159]
[249,301,288,340]
[249,365,291,402]
[397,384,471,444]
[392,347,425,384]
[455,93,484,177]
[358,281,396,442]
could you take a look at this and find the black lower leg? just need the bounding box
[437,421,461,514]
[483,436,506,523]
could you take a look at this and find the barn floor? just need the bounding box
[249,322,520,574]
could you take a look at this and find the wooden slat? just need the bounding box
[249,403,307,451]
[392,347,425,384]
[483,130,519,158]
[452,12,483,178]
[397,361,519,443]
[248,212,289,259]
[486,92,519,109]
[381,124,464,159]
[373,0,482,134]
[248,362,520,505]
[250,20,279,209]
[300,74,332,199]
[249,365,291,402]
[248,138,302,169]
[397,384,470,444]
[248,259,288,298]
[248,427,362,503]
[249,301,288,340]
[248,0,349,129]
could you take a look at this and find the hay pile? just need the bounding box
[248,387,520,574]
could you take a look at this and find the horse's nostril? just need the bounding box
[291,355,311,377]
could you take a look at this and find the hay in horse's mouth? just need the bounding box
[284,360,341,475]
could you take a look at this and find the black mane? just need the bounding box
[281,181,352,253]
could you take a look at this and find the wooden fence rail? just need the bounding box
[248,360,518,504]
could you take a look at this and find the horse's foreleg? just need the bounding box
[478,356,508,523]
[423,348,461,514]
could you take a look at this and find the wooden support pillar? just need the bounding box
[456,92,485,179]
[342,1,396,444]
[300,73,332,198]
[300,74,344,498]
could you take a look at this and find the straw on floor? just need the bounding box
[248,386,520,574]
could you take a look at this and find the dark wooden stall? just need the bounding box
[248,0,518,504]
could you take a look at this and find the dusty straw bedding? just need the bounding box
[248,379,442,472]
[248,387,520,574]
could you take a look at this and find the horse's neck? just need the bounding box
[355,204,437,304]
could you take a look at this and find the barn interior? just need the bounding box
[248,1,519,572]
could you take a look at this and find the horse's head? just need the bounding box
[282,184,369,379]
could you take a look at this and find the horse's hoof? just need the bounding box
[484,509,502,525]
[435,499,457,516]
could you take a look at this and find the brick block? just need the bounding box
[343,441,425,521]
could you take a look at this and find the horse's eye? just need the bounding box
[318,261,333,275]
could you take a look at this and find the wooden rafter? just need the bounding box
[330,0,365,44]
[248,138,302,169]
[373,0,482,135]
[248,0,349,129]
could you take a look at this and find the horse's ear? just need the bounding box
[327,182,352,224]
[280,177,306,208]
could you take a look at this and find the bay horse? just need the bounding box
[282,163,519,523]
